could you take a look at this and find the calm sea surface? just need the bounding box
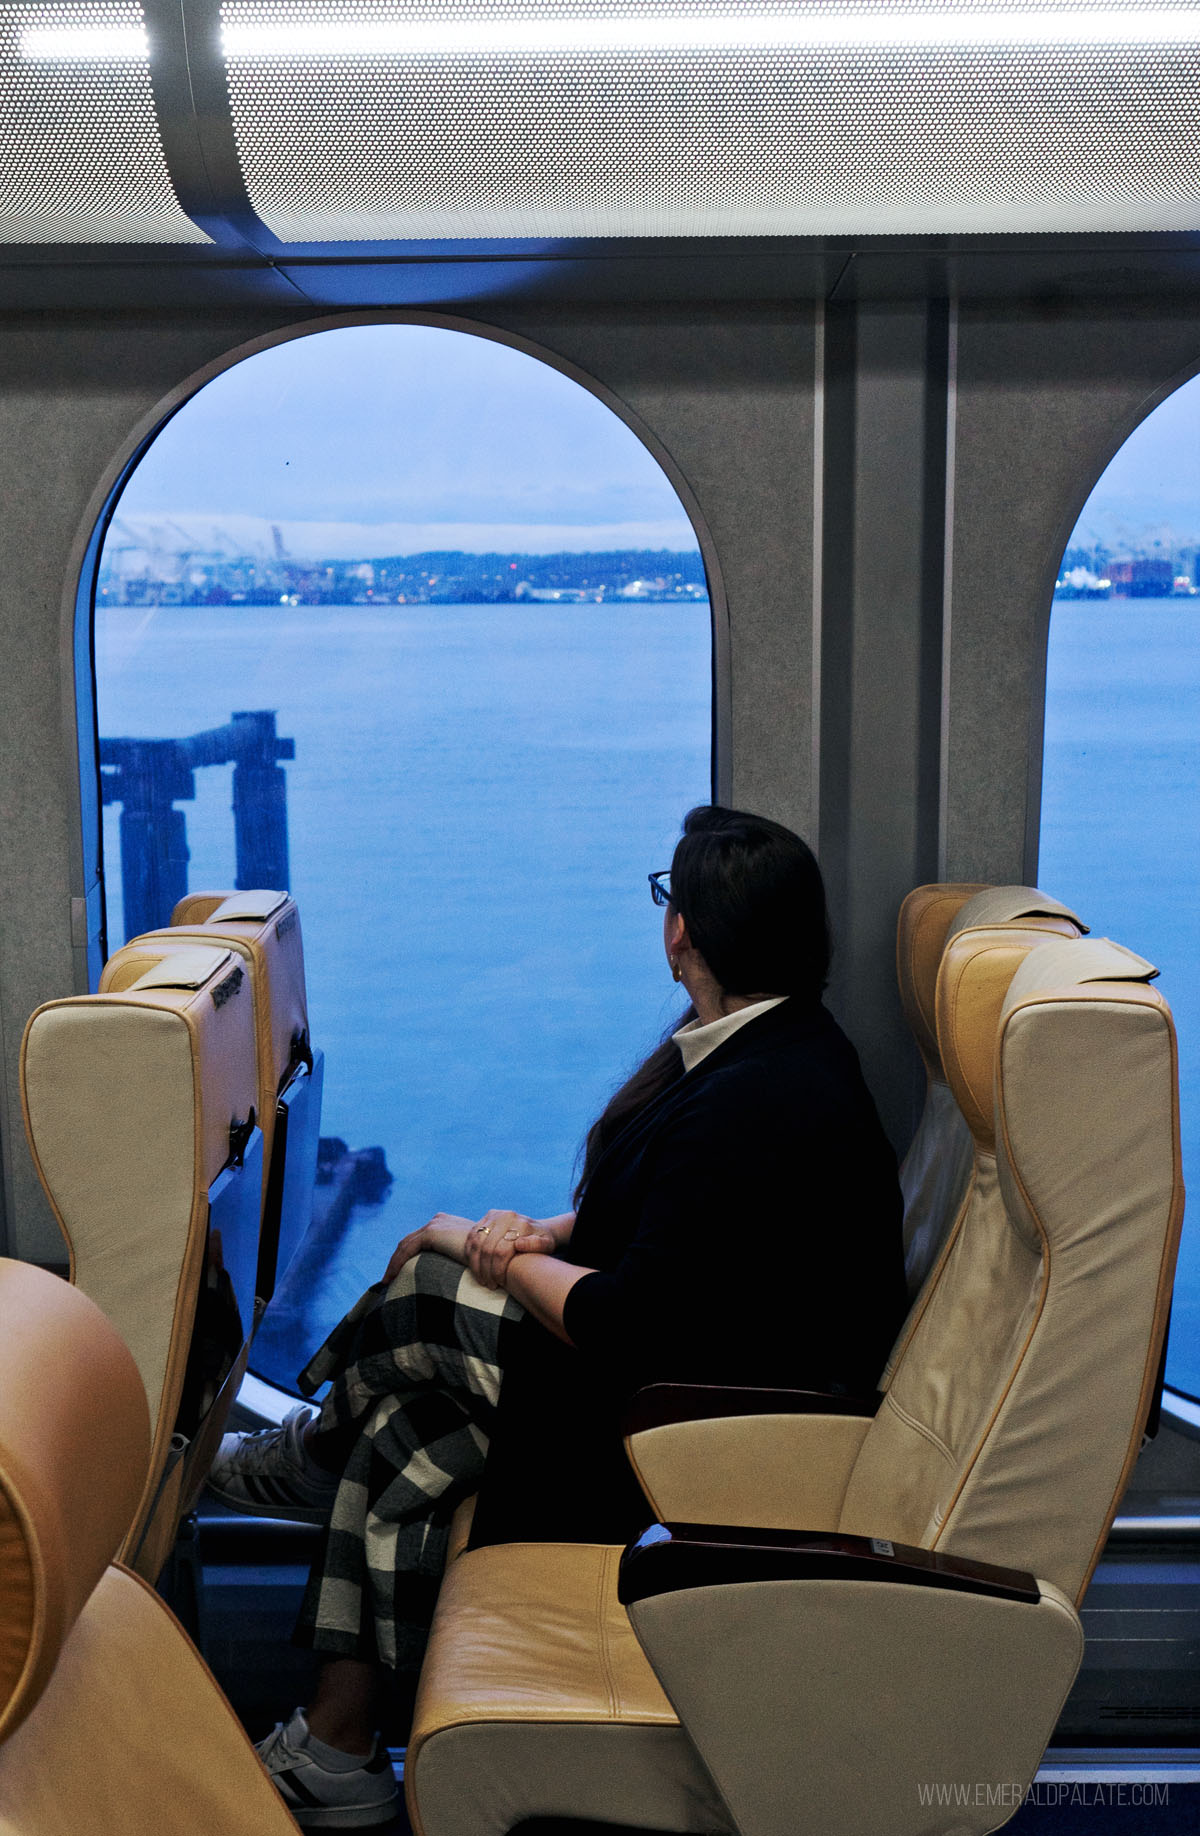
[96,600,712,1381]
[1041,597,1200,1398]
[96,595,1200,1398]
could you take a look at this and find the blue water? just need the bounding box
[96,594,1200,1402]
[96,600,712,1381]
[1041,598,1200,1400]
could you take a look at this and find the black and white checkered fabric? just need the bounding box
[293,1251,525,1671]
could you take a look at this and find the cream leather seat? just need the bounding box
[0,1259,303,1836]
[21,941,263,1580]
[897,882,1086,1301]
[142,886,323,1303]
[438,885,1090,1564]
[406,931,1180,1836]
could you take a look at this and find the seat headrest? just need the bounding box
[936,924,1087,1152]
[125,945,233,991]
[26,936,259,1325]
[170,888,289,927]
[0,1261,149,1744]
[84,939,259,1188]
[899,885,1086,1082]
[140,892,309,1103]
[947,885,1088,943]
[207,890,290,924]
[896,884,990,1072]
[996,935,1174,1263]
[1002,936,1158,1019]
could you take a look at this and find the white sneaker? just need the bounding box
[206,1406,339,1523]
[256,1709,400,1829]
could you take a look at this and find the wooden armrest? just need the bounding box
[618,1520,1040,1608]
[623,1382,880,1436]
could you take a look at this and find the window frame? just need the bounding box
[64,309,731,989]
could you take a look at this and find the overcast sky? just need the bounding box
[1073,371,1200,550]
[116,320,1199,559]
[117,323,698,556]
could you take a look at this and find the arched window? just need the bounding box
[91,321,717,1393]
[1039,374,1200,1403]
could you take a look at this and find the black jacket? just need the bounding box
[469,997,906,1549]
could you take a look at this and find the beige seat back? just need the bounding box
[0,1260,149,1748]
[896,883,1086,1305]
[143,887,320,1301]
[0,1260,303,1836]
[21,942,262,1579]
[895,883,988,1295]
[843,932,1182,1606]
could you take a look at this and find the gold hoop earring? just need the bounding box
[669,957,682,983]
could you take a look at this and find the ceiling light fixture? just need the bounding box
[21,5,1200,60]
[20,23,148,58]
[220,6,1200,58]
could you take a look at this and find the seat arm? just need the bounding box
[621,1524,1083,1836]
[618,1520,1039,1605]
[623,1386,878,1531]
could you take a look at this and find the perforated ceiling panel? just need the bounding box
[0,3,208,242]
[221,0,1200,241]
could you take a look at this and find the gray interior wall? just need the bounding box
[817,298,1200,1146]
[0,303,816,1262]
[815,303,951,1149]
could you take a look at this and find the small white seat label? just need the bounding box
[209,890,289,923]
[130,946,233,991]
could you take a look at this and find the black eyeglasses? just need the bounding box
[648,871,672,907]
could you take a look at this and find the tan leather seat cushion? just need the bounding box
[0,1565,300,1835]
[408,1542,730,1836]
[0,1263,150,1744]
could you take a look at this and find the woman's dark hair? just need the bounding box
[574,805,830,1202]
[669,803,830,1001]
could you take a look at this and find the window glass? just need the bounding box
[1040,375,1200,1398]
[93,324,712,1392]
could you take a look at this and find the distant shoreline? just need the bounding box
[1052,588,1198,603]
[96,545,710,610]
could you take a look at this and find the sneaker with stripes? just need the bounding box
[206,1405,339,1523]
[255,1709,400,1829]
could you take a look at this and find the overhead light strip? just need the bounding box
[21,6,1200,60]
[20,24,148,57]
[222,8,1200,56]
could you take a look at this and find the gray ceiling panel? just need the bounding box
[221,0,1200,242]
[277,248,839,304]
[0,256,304,306]
[0,1,209,242]
[839,245,1200,302]
[4,0,1200,252]
[5,237,1200,310]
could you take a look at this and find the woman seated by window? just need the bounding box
[208,804,908,1830]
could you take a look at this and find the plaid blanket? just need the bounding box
[292,1251,526,1670]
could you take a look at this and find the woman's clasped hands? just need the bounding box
[466,1211,561,1289]
[383,1210,560,1289]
